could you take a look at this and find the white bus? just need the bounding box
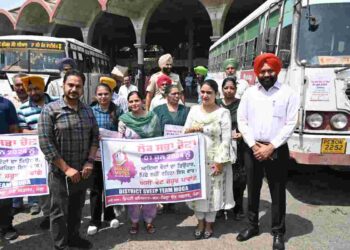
[208,0,350,167]
[0,35,110,103]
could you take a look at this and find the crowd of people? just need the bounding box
[0,52,298,250]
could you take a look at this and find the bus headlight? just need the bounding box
[306,113,323,128]
[330,113,348,130]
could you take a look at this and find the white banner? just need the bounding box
[100,133,206,206]
[0,134,49,199]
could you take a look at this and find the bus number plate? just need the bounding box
[321,138,346,154]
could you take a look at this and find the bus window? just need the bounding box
[0,49,28,72]
[278,24,292,67]
[245,38,257,69]
[30,49,65,72]
[264,10,280,53]
[237,44,246,68]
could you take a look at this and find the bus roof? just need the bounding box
[0,35,106,56]
[210,0,279,52]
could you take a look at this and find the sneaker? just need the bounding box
[87,225,98,236]
[39,217,50,230]
[30,203,41,215]
[3,226,19,241]
[68,236,93,249]
[110,219,120,228]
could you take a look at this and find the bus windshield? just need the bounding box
[0,40,66,73]
[297,3,350,67]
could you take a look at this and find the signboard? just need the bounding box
[0,134,49,199]
[100,134,206,206]
[0,40,65,50]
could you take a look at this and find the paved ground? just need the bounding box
[1,165,350,250]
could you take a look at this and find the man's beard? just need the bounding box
[162,67,171,74]
[258,76,277,90]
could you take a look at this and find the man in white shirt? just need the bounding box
[46,58,76,98]
[223,58,249,99]
[118,76,137,99]
[145,54,184,111]
[236,53,299,250]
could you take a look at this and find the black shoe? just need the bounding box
[273,234,285,250]
[39,217,50,230]
[3,226,19,241]
[236,227,259,242]
[68,236,93,249]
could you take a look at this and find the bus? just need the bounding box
[0,35,110,103]
[208,0,350,167]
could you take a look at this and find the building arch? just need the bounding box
[0,9,16,35]
[15,0,52,33]
[146,0,212,71]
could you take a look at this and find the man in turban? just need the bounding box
[145,54,184,111]
[194,66,208,103]
[16,75,58,230]
[237,53,299,250]
[47,57,76,98]
[222,58,249,99]
[149,74,172,111]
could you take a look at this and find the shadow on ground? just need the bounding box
[287,164,350,206]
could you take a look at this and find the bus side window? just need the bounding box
[278,24,292,67]
[77,52,84,72]
[265,27,278,53]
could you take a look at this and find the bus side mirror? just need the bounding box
[278,49,291,67]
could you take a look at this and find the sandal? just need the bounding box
[145,223,156,234]
[203,230,213,239]
[129,223,139,235]
[194,228,204,240]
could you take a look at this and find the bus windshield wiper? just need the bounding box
[6,58,22,71]
[335,66,350,74]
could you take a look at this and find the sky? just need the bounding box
[0,0,26,10]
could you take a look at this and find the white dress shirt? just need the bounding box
[237,81,299,149]
[118,84,138,99]
[46,78,64,98]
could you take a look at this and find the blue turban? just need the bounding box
[56,57,76,71]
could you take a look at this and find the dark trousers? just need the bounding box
[233,141,246,214]
[49,172,87,250]
[244,143,289,235]
[0,198,13,230]
[89,162,115,227]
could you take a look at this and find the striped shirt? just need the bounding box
[38,99,99,172]
[17,94,58,130]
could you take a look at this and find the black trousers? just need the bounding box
[244,143,289,235]
[89,161,115,227]
[0,198,13,231]
[233,141,247,214]
[49,172,88,250]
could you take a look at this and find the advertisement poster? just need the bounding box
[100,133,206,206]
[0,134,49,199]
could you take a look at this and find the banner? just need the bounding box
[0,134,49,199]
[101,133,206,206]
[164,124,183,136]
